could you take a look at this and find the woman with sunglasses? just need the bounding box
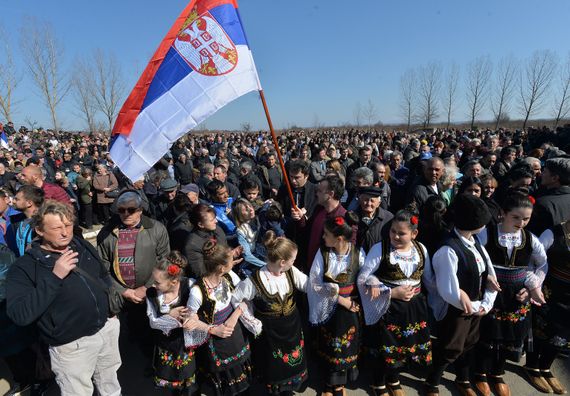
[97,191,171,356]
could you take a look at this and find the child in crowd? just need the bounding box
[232,232,308,395]
[146,251,198,394]
[308,212,364,396]
[423,194,499,396]
[185,240,255,396]
[358,210,432,396]
[473,191,547,396]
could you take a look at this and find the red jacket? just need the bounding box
[42,182,71,204]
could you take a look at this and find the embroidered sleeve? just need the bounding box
[146,296,181,335]
[238,301,262,337]
[357,242,391,325]
[291,266,308,293]
[307,249,339,325]
[525,233,548,290]
[184,285,209,347]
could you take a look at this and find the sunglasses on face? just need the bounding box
[117,207,139,215]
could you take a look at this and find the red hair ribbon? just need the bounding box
[334,216,345,226]
[528,196,536,205]
[410,215,419,225]
[167,264,180,276]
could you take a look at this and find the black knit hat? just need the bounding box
[358,186,382,197]
[453,194,491,231]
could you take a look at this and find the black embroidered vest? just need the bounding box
[250,269,296,317]
[547,221,570,280]
[484,222,532,268]
[442,232,488,300]
[374,238,425,284]
[196,273,235,325]
[321,244,360,297]
[147,276,190,316]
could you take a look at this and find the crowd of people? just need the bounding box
[1,119,570,396]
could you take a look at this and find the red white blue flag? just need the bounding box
[110,0,261,181]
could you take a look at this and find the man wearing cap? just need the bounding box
[355,186,393,253]
[180,183,202,205]
[152,178,180,226]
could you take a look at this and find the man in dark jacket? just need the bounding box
[406,157,445,212]
[173,153,194,185]
[528,157,570,235]
[6,201,121,396]
[355,186,394,253]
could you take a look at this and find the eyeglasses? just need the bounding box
[117,207,139,215]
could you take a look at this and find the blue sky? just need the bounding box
[1,0,569,131]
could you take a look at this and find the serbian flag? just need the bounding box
[110,0,261,181]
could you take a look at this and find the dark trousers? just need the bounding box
[97,203,111,225]
[79,202,93,228]
[427,308,481,386]
[525,340,559,371]
[3,348,37,385]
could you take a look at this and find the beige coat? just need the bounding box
[92,172,119,204]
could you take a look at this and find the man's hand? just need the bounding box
[459,290,474,315]
[52,248,79,279]
[122,288,144,304]
[133,286,147,299]
[291,207,306,221]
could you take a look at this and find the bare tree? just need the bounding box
[417,62,442,128]
[466,56,492,130]
[491,55,517,130]
[71,57,98,133]
[519,50,558,130]
[442,63,460,130]
[353,102,362,127]
[241,121,251,133]
[20,18,69,132]
[93,49,126,133]
[362,98,378,131]
[399,69,416,131]
[553,54,570,129]
[0,27,21,123]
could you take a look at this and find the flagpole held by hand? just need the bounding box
[258,89,298,211]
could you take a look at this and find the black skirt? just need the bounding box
[533,272,570,352]
[369,292,432,368]
[479,266,530,361]
[253,307,308,394]
[198,322,252,396]
[317,303,361,385]
[152,327,198,392]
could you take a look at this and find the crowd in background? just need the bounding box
[1,119,570,396]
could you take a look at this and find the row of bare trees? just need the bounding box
[0,18,125,133]
[399,50,570,131]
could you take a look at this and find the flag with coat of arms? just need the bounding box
[110,0,262,181]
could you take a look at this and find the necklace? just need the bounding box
[391,245,417,263]
[204,277,229,304]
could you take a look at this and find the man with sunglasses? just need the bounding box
[97,191,170,357]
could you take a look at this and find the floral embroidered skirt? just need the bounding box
[152,329,198,392]
[317,304,361,386]
[533,270,570,352]
[198,323,252,396]
[253,308,308,395]
[479,266,530,361]
[369,292,431,368]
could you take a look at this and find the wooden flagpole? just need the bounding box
[258,90,298,211]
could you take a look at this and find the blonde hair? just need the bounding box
[263,231,298,263]
[34,200,76,230]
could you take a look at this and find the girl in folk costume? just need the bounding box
[184,240,257,396]
[423,194,499,396]
[308,212,365,396]
[358,210,432,396]
[473,191,547,396]
[146,251,198,394]
[232,232,309,395]
[524,221,570,395]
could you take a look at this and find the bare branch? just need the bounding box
[71,57,98,133]
[491,55,517,129]
[519,50,558,130]
[417,62,442,128]
[466,56,493,130]
[400,69,416,131]
[0,27,22,122]
[362,98,378,132]
[92,49,126,133]
[442,63,460,130]
[20,17,69,132]
[553,53,570,129]
[353,102,362,127]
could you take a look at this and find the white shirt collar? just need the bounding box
[454,228,475,247]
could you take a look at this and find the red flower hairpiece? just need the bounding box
[334,216,345,226]
[167,264,180,276]
[528,195,536,205]
[410,215,419,225]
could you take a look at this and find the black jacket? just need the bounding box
[528,186,570,236]
[6,237,110,346]
[183,226,227,278]
[356,207,394,253]
[174,160,194,185]
[406,177,445,211]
